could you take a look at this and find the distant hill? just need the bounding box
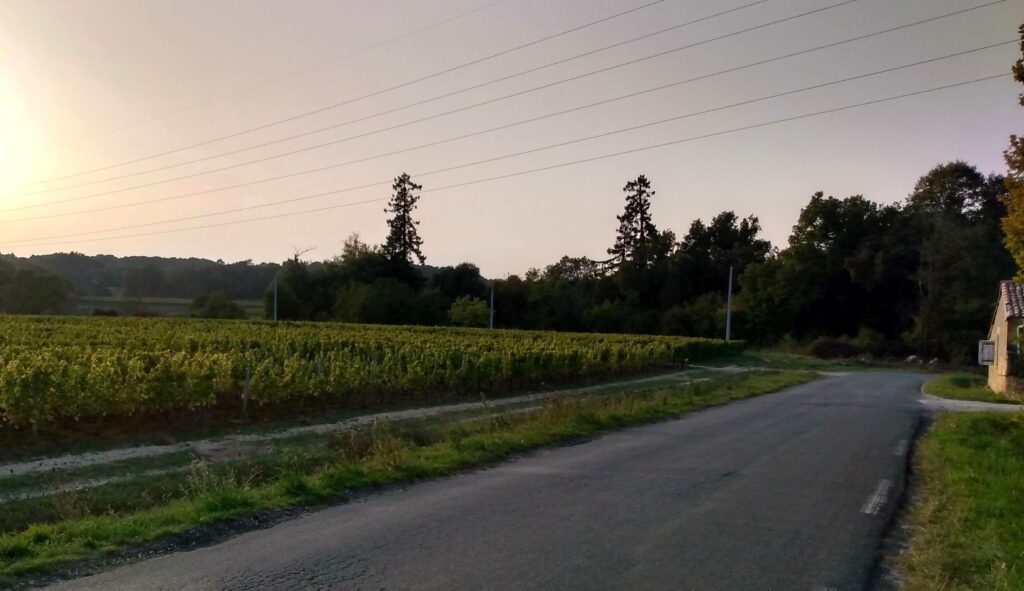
[2,252,280,300]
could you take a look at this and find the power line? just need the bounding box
[13,0,777,197]
[16,0,670,187]
[0,63,1007,247]
[0,2,1003,224]
[1,0,864,211]
[6,75,1004,250]
[19,0,515,161]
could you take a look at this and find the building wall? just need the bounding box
[988,293,1024,396]
[989,292,1011,392]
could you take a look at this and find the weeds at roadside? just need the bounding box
[922,373,1019,404]
[899,412,1024,590]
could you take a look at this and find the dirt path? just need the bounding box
[0,369,707,480]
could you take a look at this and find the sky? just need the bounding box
[0,0,1021,277]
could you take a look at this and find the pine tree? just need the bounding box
[1003,25,1024,280]
[608,174,658,267]
[382,173,426,265]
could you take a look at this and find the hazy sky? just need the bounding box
[0,0,1021,276]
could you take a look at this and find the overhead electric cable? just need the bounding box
[19,0,515,161]
[0,1,1003,223]
[5,75,1004,250]
[0,61,1007,246]
[13,0,778,196]
[16,0,670,187]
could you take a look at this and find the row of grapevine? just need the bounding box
[0,316,744,429]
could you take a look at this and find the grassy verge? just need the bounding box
[0,372,713,535]
[923,373,1019,404]
[0,371,814,583]
[0,367,715,465]
[900,413,1024,590]
[702,350,881,372]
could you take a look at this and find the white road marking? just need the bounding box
[893,439,908,456]
[861,479,892,515]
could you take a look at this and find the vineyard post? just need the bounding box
[31,389,39,437]
[489,284,495,329]
[242,365,251,418]
[725,266,734,342]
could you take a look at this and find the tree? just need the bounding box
[582,301,627,333]
[608,175,659,268]
[190,292,247,319]
[907,161,1005,222]
[0,268,72,314]
[905,163,1013,360]
[382,173,426,265]
[448,296,489,327]
[429,263,488,301]
[736,193,898,343]
[665,211,770,304]
[360,278,418,325]
[543,256,604,282]
[263,255,313,320]
[121,265,168,297]
[337,233,374,264]
[1003,25,1024,280]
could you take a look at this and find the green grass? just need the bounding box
[923,373,1019,404]
[0,372,712,534]
[900,412,1024,590]
[702,350,873,371]
[0,371,815,583]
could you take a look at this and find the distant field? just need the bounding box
[0,316,743,434]
[74,295,264,318]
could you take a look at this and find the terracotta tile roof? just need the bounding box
[1002,280,1024,319]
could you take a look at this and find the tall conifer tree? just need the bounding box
[608,174,658,268]
[382,173,426,265]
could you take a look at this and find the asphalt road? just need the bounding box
[48,372,925,591]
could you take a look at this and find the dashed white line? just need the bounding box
[861,479,892,515]
[893,439,908,456]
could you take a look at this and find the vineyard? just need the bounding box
[0,316,743,431]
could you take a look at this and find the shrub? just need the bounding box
[807,337,860,359]
[448,296,489,327]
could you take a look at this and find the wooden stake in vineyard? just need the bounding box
[243,365,252,419]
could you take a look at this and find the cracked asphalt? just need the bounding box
[46,372,925,591]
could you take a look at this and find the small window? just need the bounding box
[979,340,996,366]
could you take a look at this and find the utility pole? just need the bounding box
[489,283,495,329]
[273,277,278,322]
[725,266,733,341]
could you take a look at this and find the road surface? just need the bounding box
[48,372,925,591]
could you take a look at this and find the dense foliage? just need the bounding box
[1002,25,1024,281]
[0,252,279,299]
[189,292,247,319]
[741,162,1012,362]
[260,162,1009,363]
[0,258,71,315]
[0,316,742,430]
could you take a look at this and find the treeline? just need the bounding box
[741,162,1010,361]
[266,161,1009,363]
[0,258,73,315]
[0,160,1010,363]
[0,252,279,299]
